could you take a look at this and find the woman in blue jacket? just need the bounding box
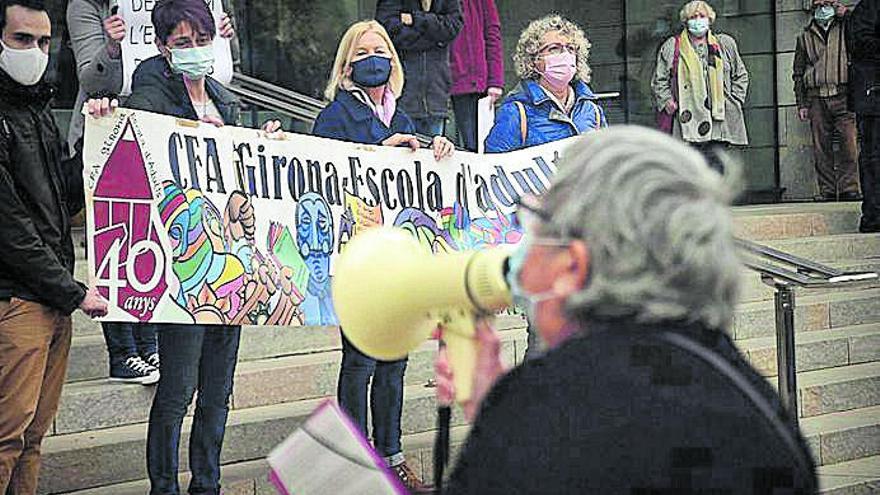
[314,20,454,159]
[312,20,452,493]
[485,14,607,153]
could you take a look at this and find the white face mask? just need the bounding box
[0,40,49,86]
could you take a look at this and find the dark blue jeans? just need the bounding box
[337,334,407,463]
[146,324,240,495]
[102,322,157,366]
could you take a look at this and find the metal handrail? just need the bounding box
[737,237,878,424]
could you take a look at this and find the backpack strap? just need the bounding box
[658,331,814,480]
[513,101,528,145]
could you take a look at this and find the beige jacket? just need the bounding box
[651,32,750,146]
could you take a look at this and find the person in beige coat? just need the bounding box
[651,1,749,171]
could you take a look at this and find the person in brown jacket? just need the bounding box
[793,0,861,201]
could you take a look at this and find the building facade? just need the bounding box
[42,0,835,201]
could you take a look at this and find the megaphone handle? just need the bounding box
[443,311,478,404]
[434,405,451,491]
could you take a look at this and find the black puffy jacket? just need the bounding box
[0,70,86,314]
[376,0,463,119]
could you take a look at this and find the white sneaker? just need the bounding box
[109,356,160,385]
[144,352,160,370]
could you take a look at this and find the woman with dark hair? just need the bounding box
[87,0,280,493]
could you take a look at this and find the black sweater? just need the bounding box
[444,320,817,494]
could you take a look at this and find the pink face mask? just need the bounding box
[540,52,576,91]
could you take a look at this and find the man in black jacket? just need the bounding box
[849,0,880,232]
[0,0,107,491]
[435,127,818,494]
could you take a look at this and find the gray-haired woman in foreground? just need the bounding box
[435,126,817,494]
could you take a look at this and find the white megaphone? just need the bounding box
[332,227,512,403]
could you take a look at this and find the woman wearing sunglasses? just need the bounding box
[484,14,607,153]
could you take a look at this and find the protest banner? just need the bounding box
[83,108,577,327]
[118,0,233,95]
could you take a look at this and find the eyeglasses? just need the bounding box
[512,195,548,232]
[513,195,575,251]
[537,43,579,56]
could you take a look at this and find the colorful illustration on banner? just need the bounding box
[296,192,338,326]
[157,183,247,323]
[157,184,306,326]
[440,202,523,249]
[338,192,384,252]
[393,202,522,254]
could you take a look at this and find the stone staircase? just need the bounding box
[39,202,879,494]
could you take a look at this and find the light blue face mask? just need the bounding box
[815,5,835,23]
[169,45,215,80]
[506,237,560,326]
[687,17,710,37]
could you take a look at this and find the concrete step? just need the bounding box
[760,234,880,265]
[63,458,273,495]
[798,362,880,418]
[62,426,472,495]
[731,202,861,241]
[738,323,880,377]
[70,301,526,339]
[53,329,526,436]
[40,386,465,494]
[817,454,880,495]
[732,289,880,341]
[802,405,880,467]
[64,314,527,383]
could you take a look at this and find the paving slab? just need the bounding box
[739,324,880,377]
[818,455,880,495]
[799,362,880,417]
[802,406,880,465]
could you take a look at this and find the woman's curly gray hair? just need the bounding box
[512,14,592,82]
[541,126,742,330]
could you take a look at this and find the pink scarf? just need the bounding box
[373,85,397,127]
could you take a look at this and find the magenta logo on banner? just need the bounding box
[92,120,168,320]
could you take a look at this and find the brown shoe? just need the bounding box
[393,460,434,493]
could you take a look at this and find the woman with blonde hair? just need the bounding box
[484,14,607,153]
[314,20,453,159]
[312,20,451,493]
[651,1,750,171]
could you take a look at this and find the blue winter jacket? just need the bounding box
[484,79,607,153]
[312,90,416,145]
